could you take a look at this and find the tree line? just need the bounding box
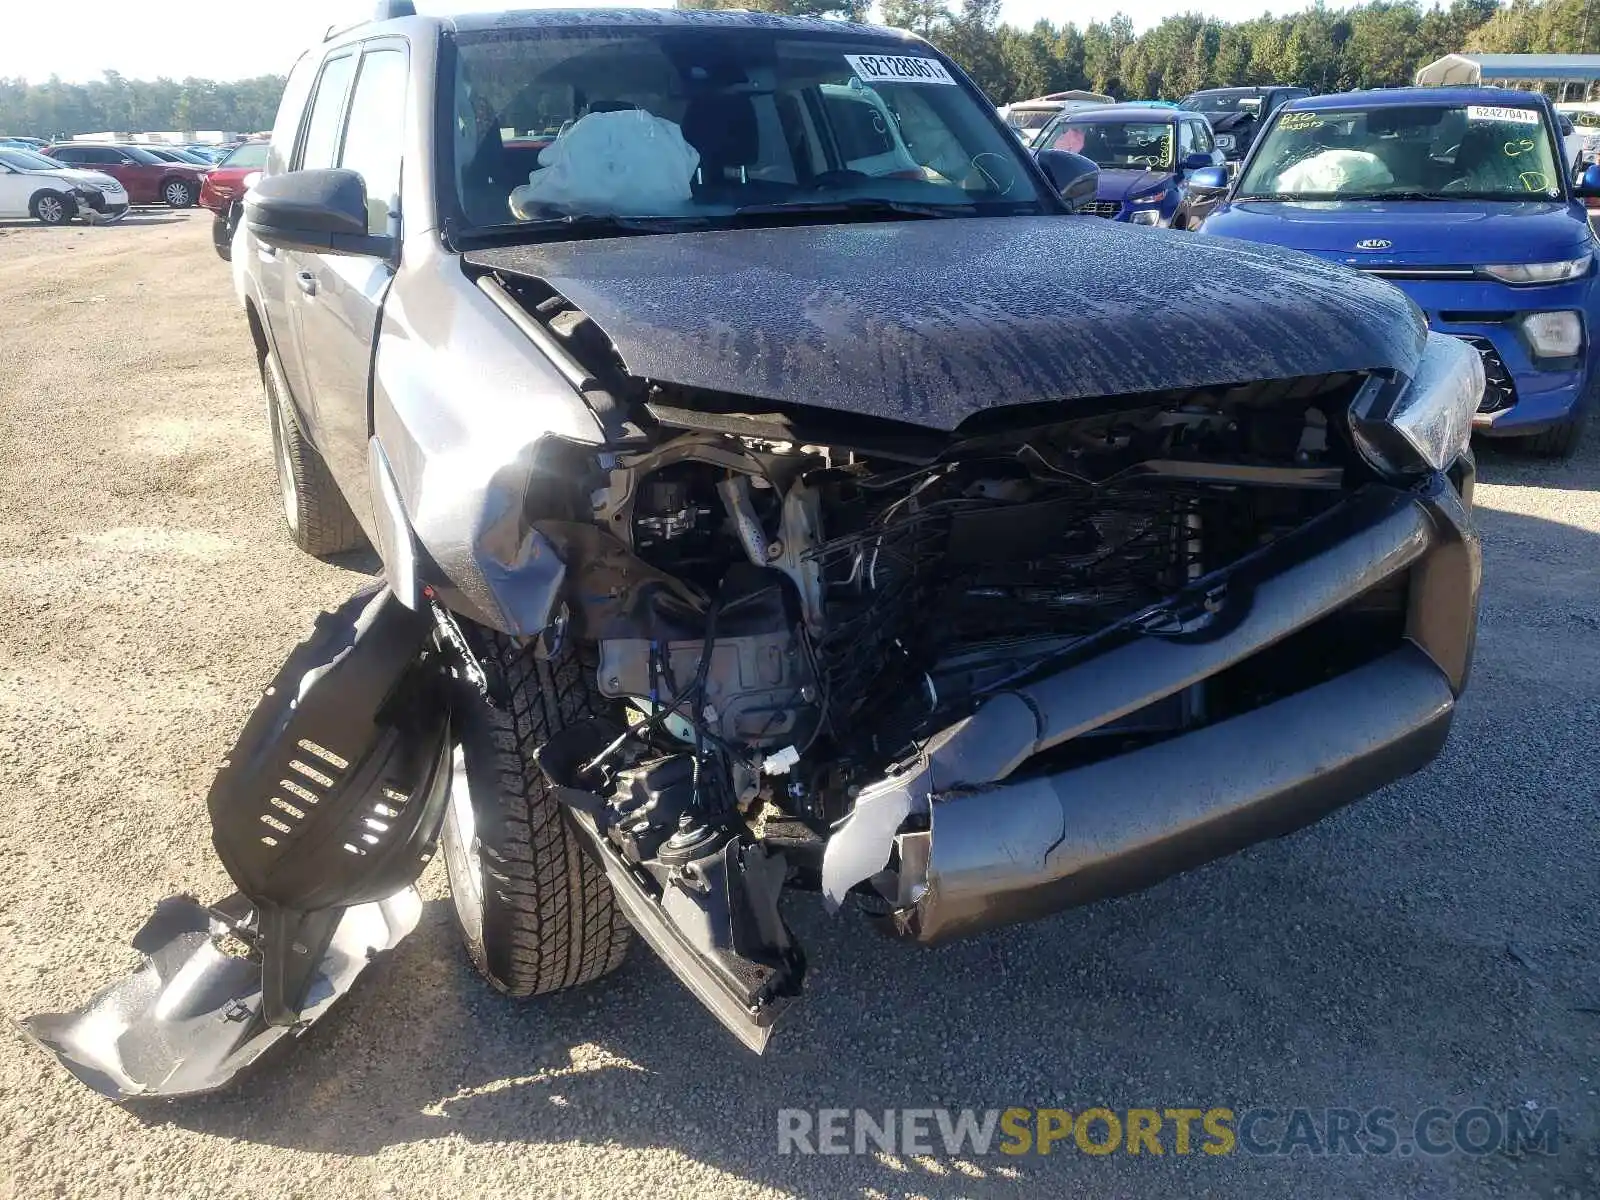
[2,0,1596,137]
[691,0,1598,103]
[0,72,286,138]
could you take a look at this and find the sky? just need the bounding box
[1,0,1329,84]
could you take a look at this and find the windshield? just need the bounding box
[446,26,1044,236]
[220,141,268,169]
[0,147,68,171]
[1180,92,1263,116]
[1038,118,1174,170]
[1236,103,1562,201]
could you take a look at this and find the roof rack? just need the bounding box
[324,0,416,41]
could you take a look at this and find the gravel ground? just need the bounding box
[0,211,1597,1200]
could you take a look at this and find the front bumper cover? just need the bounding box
[824,471,1479,944]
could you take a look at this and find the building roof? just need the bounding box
[1417,53,1600,84]
[1063,105,1183,122]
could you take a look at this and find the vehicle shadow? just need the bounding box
[115,490,1600,1198]
[0,214,190,231]
[1469,411,1600,491]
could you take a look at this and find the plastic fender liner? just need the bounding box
[207,584,450,915]
[24,585,456,1099]
[21,889,423,1100]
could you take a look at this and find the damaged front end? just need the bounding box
[25,284,1482,1094]
[24,587,453,1098]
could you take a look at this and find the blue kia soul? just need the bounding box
[1199,87,1600,456]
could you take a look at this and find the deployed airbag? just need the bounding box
[510,110,700,218]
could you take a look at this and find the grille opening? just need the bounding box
[1456,337,1517,415]
[1014,580,1410,779]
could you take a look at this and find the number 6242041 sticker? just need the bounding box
[1466,105,1541,125]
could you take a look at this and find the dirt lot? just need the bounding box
[0,211,1597,1200]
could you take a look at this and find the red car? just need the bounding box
[198,141,268,260]
[42,143,207,208]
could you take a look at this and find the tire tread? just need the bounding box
[456,631,631,996]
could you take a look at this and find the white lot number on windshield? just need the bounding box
[844,54,956,86]
[1467,105,1541,125]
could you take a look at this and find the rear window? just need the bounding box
[221,142,269,169]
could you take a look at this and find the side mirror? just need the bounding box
[1576,163,1600,198]
[1034,148,1100,213]
[1181,151,1213,172]
[1188,165,1230,194]
[244,168,392,257]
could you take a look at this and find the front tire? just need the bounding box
[212,211,234,261]
[1522,373,1595,458]
[440,631,632,997]
[163,179,196,208]
[263,357,364,556]
[31,191,72,226]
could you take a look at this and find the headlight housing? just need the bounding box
[1215,133,1236,151]
[1350,332,1484,474]
[1519,310,1583,358]
[1127,208,1162,226]
[1478,258,1591,285]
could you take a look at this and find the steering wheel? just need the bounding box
[809,169,872,190]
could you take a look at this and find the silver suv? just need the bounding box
[26,4,1483,1098]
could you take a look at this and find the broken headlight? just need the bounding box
[1350,331,1484,475]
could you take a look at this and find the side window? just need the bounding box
[339,46,409,235]
[1177,121,1196,157]
[1190,121,1214,153]
[51,147,81,162]
[298,53,357,170]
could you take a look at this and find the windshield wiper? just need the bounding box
[1233,192,1336,201]
[452,212,713,248]
[731,197,974,221]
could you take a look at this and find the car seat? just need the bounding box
[680,94,789,199]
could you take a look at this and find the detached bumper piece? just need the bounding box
[825,474,1479,944]
[23,587,451,1099]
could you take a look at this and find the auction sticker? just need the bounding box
[1467,105,1541,125]
[844,54,956,85]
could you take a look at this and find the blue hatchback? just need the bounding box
[1199,86,1600,455]
[1033,105,1226,229]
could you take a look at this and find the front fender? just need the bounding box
[371,238,605,634]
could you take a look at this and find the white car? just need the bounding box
[0,146,129,225]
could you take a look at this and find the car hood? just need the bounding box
[1205,199,1594,266]
[1097,168,1172,203]
[465,215,1425,431]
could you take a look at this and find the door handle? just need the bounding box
[295,270,317,297]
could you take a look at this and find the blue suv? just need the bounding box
[1199,87,1600,456]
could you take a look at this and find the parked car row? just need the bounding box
[1006,79,1598,457]
[0,146,129,224]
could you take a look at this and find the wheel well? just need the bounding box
[161,175,193,191]
[29,187,66,208]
